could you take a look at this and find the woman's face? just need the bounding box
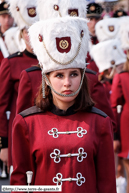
[47,68,81,110]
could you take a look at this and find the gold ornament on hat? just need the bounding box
[16,6,20,11]
[3,3,9,9]
[108,26,114,32]
[59,40,69,50]
[90,5,95,11]
[38,34,43,42]
[28,7,36,17]
[68,9,78,17]
[70,11,78,17]
[53,4,62,17]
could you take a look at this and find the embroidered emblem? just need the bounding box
[90,5,95,11]
[68,9,78,17]
[53,173,85,186]
[48,127,87,138]
[56,37,71,53]
[27,7,36,17]
[50,148,87,163]
[108,26,114,32]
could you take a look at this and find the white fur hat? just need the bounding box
[4,27,26,54]
[90,39,126,72]
[29,17,89,74]
[9,0,39,30]
[37,0,87,20]
[118,16,129,50]
[95,18,120,42]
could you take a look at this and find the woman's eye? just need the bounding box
[71,73,78,77]
[55,74,63,78]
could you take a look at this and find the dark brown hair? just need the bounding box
[36,69,94,112]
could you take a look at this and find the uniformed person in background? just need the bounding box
[0,1,14,64]
[113,9,128,18]
[86,2,103,72]
[0,0,39,173]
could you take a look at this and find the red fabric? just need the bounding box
[11,111,116,193]
[86,52,99,73]
[0,52,38,165]
[16,69,116,132]
[87,73,116,132]
[103,81,112,101]
[0,50,4,66]
[16,69,41,114]
[111,72,129,158]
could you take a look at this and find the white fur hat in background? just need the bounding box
[4,27,25,54]
[29,17,89,74]
[90,39,126,73]
[95,18,120,42]
[117,16,129,50]
[8,0,39,30]
[37,0,87,20]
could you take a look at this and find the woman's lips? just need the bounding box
[62,90,72,95]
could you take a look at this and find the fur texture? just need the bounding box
[29,17,89,73]
[9,0,39,30]
[4,27,20,54]
[37,0,87,20]
[95,18,120,42]
[90,39,126,72]
[118,16,129,50]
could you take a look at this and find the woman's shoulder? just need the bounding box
[19,106,44,118]
[86,106,108,118]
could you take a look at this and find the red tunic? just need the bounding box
[86,36,99,73]
[16,67,116,132]
[16,66,41,114]
[0,50,38,165]
[11,106,116,193]
[111,72,129,158]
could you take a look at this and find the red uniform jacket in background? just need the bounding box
[0,50,38,165]
[111,71,129,158]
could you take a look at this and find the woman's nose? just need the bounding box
[64,77,71,87]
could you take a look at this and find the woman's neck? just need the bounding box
[53,99,75,111]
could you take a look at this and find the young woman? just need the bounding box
[10,17,116,193]
[111,52,129,193]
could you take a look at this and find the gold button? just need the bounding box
[69,178,72,182]
[67,153,71,158]
[79,153,82,157]
[58,179,61,183]
[56,155,60,159]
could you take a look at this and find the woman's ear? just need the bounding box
[45,75,49,86]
